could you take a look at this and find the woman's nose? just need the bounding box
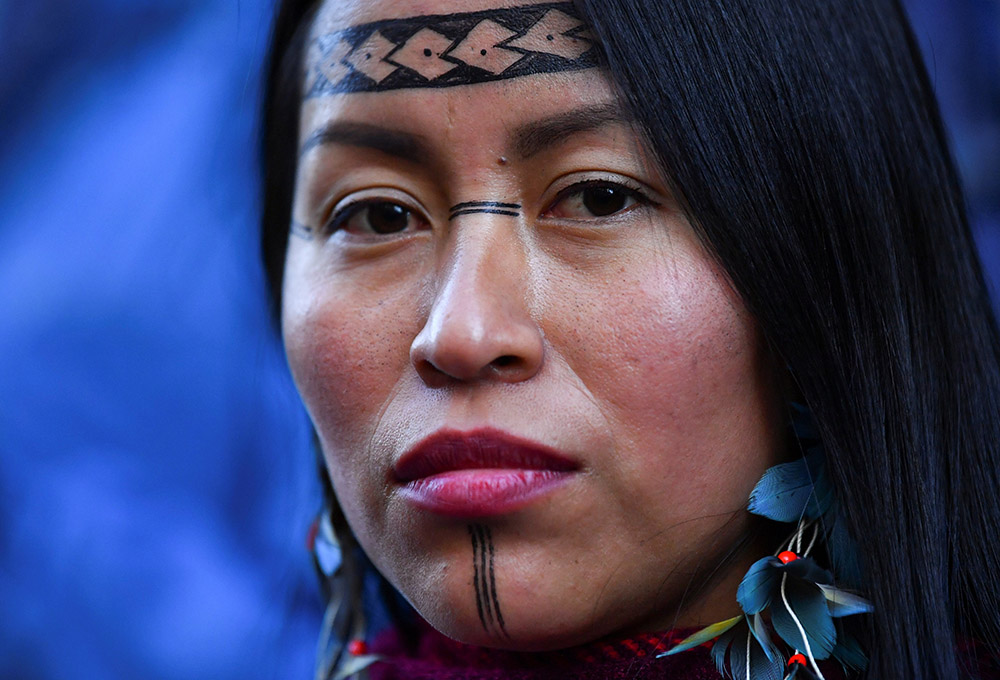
[409,224,544,386]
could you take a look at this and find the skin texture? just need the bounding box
[283,0,786,651]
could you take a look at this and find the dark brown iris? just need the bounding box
[582,186,628,216]
[368,203,410,233]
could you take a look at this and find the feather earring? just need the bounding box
[660,403,872,679]
[310,507,384,680]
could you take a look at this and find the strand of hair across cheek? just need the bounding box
[468,523,509,639]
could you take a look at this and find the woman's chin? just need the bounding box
[412,591,627,652]
[423,614,598,652]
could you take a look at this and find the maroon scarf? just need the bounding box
[365,618,1000,679]
[366,621,845,680]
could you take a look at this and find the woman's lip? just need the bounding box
[398,469,574,518]
[392,428,580,517]
[393,428,579,481]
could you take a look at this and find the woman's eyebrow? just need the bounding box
[299,122,430,163]
[511,103,627,159]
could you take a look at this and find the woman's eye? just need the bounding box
[330,201,423,235]
[546,183,644,220]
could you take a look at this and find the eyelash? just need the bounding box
[323,198,428,236]
[543,178,656,221]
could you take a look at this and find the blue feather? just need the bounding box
[748,458,815,522]
[783,557,833,586]
[748,634,784,680]
[718,620,783,680]
[727,628,751,680]
[314,520,342,577]
[770,577,837,659]
[711,627,739,677]
[818,584,873,617]
[750,613,780,663]
[333,653,383,680]
[749,449,834,522]
[831,625,868,671]
[737,557,782,614]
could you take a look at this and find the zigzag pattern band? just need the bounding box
[305,2,600,95]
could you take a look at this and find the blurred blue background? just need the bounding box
[0,1,997,678]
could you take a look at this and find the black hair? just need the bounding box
[260,1,1000,677]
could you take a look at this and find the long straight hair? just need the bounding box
[261,1,1000,677]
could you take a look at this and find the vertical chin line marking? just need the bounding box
[468,523,510,639]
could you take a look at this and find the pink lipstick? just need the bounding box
[393,428,579,517]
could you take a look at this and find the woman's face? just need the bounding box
[283,0,785,650]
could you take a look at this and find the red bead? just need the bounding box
[788,653,807,666]
[778,550,799,564]
[347,639,368,656]
[305,518,319,552]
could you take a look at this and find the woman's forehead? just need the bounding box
[298,0,624,163]
[305,0,600,96]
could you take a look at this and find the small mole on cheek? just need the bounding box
[497,156,508,166]
[480,49,488,56]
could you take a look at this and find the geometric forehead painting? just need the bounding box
[304,2,601,95]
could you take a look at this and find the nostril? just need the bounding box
[492,355,519,369]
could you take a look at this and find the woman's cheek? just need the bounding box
[556,248,776,499]
[284,271,420,439]
[287,310,373,435]
[283,292,402,538]
[558,250,744,408]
